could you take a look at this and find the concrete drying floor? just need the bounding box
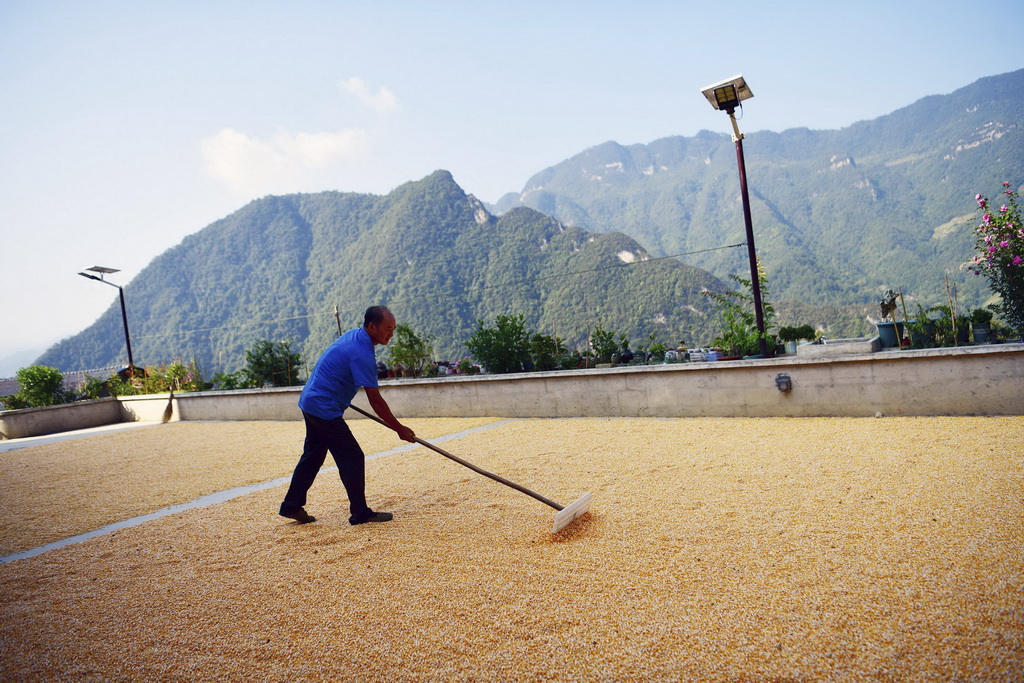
[1,416,1022,680]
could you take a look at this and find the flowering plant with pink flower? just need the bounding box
[968,182,1024,332]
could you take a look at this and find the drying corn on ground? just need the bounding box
[1,416,1022,680]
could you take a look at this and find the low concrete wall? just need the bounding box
[171,344,1024,420]
[174,388,301,422]
[118,393,178,423]
[0,398,126,440]
[2,345,1020,439]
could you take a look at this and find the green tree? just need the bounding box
[703,261,777,356]
[387,323,433,377]
[1,365,71,409]
[969,184,1024,332]
[529,333,567,371]
[211,371,247,391]
[589,324,620,363]
[465,314,530,374]
[243,339,304,387]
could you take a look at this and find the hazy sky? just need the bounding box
[1,0,1019,366]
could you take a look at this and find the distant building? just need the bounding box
[0,378,20,398]
[0,366,125,402]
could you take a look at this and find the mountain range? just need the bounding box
[38,172,723,375]
[495,69,1023,315]
[35,70,1024,377]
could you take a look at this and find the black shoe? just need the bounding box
[280,506,316,524]
[350,510,393,525]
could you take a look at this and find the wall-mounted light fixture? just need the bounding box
[775,373,793,393]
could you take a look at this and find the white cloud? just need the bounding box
[199,126,370,194]
[341,77,399,113]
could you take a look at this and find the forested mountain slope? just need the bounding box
[39,172,723,374]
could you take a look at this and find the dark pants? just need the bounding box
[282,412,369,520]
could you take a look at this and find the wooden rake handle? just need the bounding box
[346,404,564,511]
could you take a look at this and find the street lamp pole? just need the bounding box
[731,116,768,357]
[700,75,768,357]
[78,266,135,371]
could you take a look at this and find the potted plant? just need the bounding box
[875,289,905,348]
[970,307,994,344]
[778,326,799,354]
[590,324,620,365]
[904,303,935,349]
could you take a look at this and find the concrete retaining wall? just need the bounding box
[173,344,1024,421]
[0,397,126,440]
[2,345,1021,439]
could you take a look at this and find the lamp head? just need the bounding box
[79,266,121,287]
[700,75,753,114]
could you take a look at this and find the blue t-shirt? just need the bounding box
[298,327,379,419]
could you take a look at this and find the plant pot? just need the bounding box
[876,321,905,348]
[973,323,991,344]
[785,341,797,354]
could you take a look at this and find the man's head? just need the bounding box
[364,306,396,346]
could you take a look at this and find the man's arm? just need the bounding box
[363,386,416,443]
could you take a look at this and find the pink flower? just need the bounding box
[1014,256,1023,265]
[1005,182,1011,187]
[983,214,991,224]
[1000,240,1010,248]
[985,235,993,243]
[1001,205,1009,213]
[989,246,997,253]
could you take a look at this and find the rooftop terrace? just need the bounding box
[1,415,1021,679]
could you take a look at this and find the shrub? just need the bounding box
[702,261,776,357]
[970,307,994,325]
[969,184,1024,332]
[211,371,248,391]
[465,314,530,374]
[1,365,72,409]
[529,333,566,372]
[387,324,433,377]
[82,375,107,399]
[243,339,304,387]
[778,326,801,342]
[589,324,620,363]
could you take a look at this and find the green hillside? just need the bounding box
[37,172,723,375]
[495,69,1024,323]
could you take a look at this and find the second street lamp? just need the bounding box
[700,74,768,357]
[78,266,135,372]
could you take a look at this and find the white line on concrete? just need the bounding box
[0,418,520,564]
[0,421,165,452]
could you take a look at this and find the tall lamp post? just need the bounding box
[78,266,135,372]
[700,74,767,356]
